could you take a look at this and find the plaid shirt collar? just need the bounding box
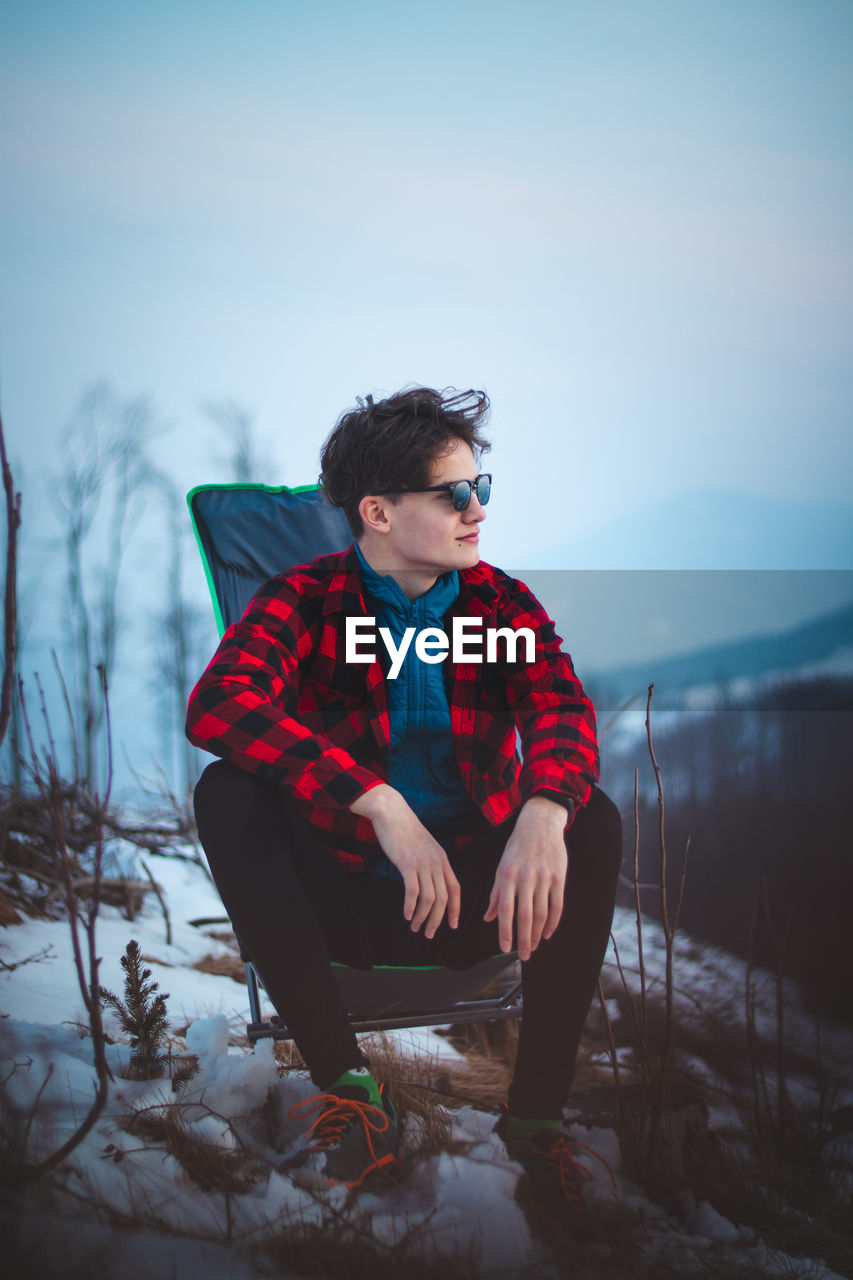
[320,544,500,621]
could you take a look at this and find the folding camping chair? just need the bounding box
[188,481,523,1045]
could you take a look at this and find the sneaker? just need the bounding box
[284,1079,399,1190]
[496,1112,605,1243]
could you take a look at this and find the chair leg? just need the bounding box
[242,957,525,1046]
[245,960,264,1025]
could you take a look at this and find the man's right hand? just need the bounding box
[350,784,461,938]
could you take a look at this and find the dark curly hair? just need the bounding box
[319,386,491,536]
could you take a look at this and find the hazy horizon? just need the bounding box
[3,1,852,572]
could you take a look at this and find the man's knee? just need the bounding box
[193,759,264,833]
[567,787,623,879]
[591,787,622,849]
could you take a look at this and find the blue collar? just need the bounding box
[355,541,460,618]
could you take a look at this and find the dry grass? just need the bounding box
[273,1038,307,1070]
[682,1141,853,1280]
[123,1100,265,1195]
[426,1016,519,1112]
[204,927,240,947]
[349,1032,453,1161]
[261,1215,483,1280]
[436,1016,519,1063]
[191,951,246,982]
[439,1053,514,1112]
[0,885,23,925]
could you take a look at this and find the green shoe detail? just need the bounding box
[503,1114,562,1141]
[328,1066,384,1109]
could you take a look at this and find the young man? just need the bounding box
[187,387,621,1221]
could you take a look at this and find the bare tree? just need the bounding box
[203,396,272,482]
[53,384,155,785]
[151,473,207,797]
[97,393,155,685]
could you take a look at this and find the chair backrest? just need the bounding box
[188,482,351,634]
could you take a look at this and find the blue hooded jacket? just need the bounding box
[355,544,480,874]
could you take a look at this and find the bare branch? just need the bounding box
[0,944,55,973]
[15,676,112,1183]
[203,396,268,482]
[141,858,172,946]
[633,766,647,1050]
[51,649,80,782]
[0,406,22,748]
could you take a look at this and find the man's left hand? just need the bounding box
[483,796,569,961]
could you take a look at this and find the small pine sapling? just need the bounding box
[100,939,170,1080]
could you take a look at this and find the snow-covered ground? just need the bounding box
[2,844,852,1279]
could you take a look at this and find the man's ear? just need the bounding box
[358,494,392,536]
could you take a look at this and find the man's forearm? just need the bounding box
[516,793,571,831]
[349,782,403,821]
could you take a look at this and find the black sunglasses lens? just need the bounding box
[450,476,491,510]
[452,482,472,511]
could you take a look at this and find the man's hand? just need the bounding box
[350,784,461,938]
[484,796,569,961]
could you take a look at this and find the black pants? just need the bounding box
[194,761,622,1117]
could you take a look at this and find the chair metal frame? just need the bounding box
[244,959,524,1044]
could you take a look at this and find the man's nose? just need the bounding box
[463,494,487,522]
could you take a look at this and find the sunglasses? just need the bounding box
[378,473,492,512]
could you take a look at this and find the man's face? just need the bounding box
[382,438,487,577]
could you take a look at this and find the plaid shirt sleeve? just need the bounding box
[185,573,383,811]
[496,572,600,818]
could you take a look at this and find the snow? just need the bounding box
[678,1191,741,1244]
[2,844,851,1280]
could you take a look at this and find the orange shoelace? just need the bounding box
[287,1090,397,1189]
[540,1136,618,1212]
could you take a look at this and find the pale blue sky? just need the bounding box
[3,0,853,786]
[2,0,852,574]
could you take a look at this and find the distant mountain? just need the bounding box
[533,489,853,570]
[585,600,853,709]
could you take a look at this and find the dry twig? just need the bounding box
[0,408,21,750]
[15,669,114,1182]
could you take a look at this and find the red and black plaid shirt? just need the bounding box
[186,546,599,871]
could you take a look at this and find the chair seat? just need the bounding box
[245,953,523,1043]
[332,955,520,1019]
